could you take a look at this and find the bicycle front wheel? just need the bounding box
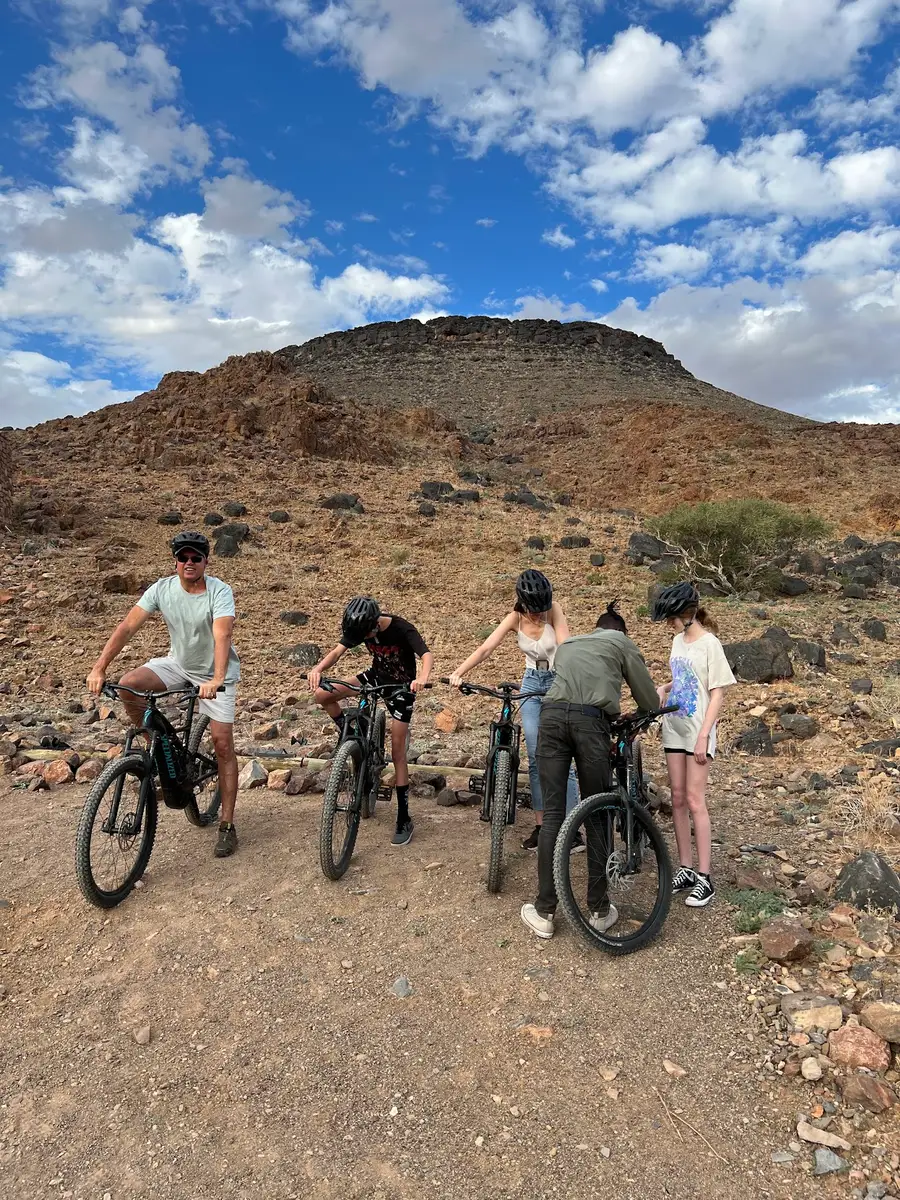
[364,709,386,819]
[486,748,512,894]
[553,791,672,955]
[75,755,158,908]
[319,740,363,880]
[184,714,222,828]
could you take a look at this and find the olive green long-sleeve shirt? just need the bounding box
[544,630,659,716]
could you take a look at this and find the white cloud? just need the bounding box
[475,216,496,227]
[200,170,308,239]
[542,223,576,249]
[354,211,378,222]
[325,219,345,233]
[589,277,608,292]
[0,349,134,427]
[799,225,900,275]
[510,293,597,320]
[637,241,711,279]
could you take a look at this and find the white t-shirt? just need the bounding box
[661,632,735,756]
[137,575,240,683]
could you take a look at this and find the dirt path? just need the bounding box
[1,776,828,1200]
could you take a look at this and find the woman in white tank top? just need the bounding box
[449,570,580,850]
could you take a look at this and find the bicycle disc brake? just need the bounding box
[605,848,637,888]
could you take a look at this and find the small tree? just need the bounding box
[650,499,828,594]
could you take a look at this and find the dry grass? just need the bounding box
[838,772,900,856]
[869,677,900,726]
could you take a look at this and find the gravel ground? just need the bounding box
[0,775,833,1200]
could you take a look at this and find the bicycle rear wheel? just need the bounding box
[75,755,158,908]
[553,791,672,955]
[486,749,512,894]
[364,709,386,819]
[319,739,363,880]
[184,714,222,828]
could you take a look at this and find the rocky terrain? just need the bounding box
[2,317,900,1198]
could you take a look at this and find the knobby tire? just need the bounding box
[364,709,386,819]
[75,755,158,908]
[184,714,222,828]
[319,739,363,880]
[487,749,512,894]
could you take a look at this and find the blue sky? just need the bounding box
[1,0,899,427]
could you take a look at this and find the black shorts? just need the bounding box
[358,669,415,723]
[664,747,717,761]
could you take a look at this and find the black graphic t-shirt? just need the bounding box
[340,614,429,685]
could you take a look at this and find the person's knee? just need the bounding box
[686,788,708,815]
[313,688,331,707]
[670,785,688,809]
[211,728,236,762]
[119,668,143,688]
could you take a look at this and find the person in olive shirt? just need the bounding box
[521,601,660,940]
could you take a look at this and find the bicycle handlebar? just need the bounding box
[101,682,225,701]
[439,677,535,702]
[300,674,432,693]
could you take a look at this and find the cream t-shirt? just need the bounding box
[661,632,736,756]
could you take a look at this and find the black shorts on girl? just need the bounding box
[359,669,415,723]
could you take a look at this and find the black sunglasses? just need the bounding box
[176,551,206,564]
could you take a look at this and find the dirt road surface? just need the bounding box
[2,776,826,1200]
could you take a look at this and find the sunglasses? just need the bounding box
[176,552,206,564]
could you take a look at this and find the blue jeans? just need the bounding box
[520,668,579,815]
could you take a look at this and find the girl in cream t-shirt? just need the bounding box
[652,582,736,911]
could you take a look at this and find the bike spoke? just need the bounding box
[89,771,145,895]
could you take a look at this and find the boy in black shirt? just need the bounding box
[308,597,433,846]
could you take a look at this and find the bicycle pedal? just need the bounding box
[378,785,393,802]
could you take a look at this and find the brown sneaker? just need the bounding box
[214,822,238,858]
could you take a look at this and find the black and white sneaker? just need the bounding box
[521,825,541,851]
[685,874,715,907]
[672,866,698,894]
[569,830,586,854]
[391,820,414,847]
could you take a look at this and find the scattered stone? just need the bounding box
[850,678,873,695]
[864,618,888,641]
[625,531,668,564]
[75,759,103,784]
[798,550,830,575]
[776,574,810,596]
[779,713,820,740]
[805,868,833,898]
[134,1024,152,1045]
[780,992,843,1033]
[829,1023,891,1072]
[101,572,144,595]
[812,1148,847,1176]
[434,709,460,734]
[832,621,860,645]
[285,769,318,796]
[801,1057,823,1081]
[418,502,437,517]
[445,489,480,504]
[204,512,224,526]
[320,493,363,512]
[835,851,900,912]
[842,1073,896,1113]
[558,535,590,549]
[842,582,869,600]
[392,976,413,999]
[42,759,74,787]
[157,511,182,525]
[589,553,606,567]
[268,510,290,523]
[796,1120,851,1151]
[279,611,310,626]
[733,721,775,757]
[759,917,813,962]
[282,643,323,669]
[253,722,280,740]
[861,1001,900,1043]
[724,638,793,683]
[222,502,247,517]
[662,1059,687,1078]
[267,769,292,791]
[793,640,828,671]
[238,761,268,789]
[504,488,549,510]
[215,534,240,558]
[771,1150,795,1165]
[435,787,459,807]
[420,481,454,500]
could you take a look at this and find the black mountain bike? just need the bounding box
[308,675,402,880]
[443,678,533,894]
[74,682,222,908]
[552,706,678,954]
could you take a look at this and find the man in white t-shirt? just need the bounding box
[87,531,241,858]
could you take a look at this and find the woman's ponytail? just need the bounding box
[695,606,719,635]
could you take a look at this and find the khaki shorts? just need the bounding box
[144,657,237,724]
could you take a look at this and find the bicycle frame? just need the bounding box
[338,686,385,805]
[481,691,522,825]
[604,707,678,879]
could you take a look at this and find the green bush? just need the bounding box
[650,499,828,593]
[726,887,787,933]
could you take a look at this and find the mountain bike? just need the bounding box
[307,675,413,880]
[74,682,223,908]
[442,677,534,894]
[552,706,677,954]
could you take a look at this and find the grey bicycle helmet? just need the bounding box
[170,530,210,557]
[650,581,699,622]
[515,569,553,613]
[342,596,381,643]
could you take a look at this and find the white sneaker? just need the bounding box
[589,904,619,933]
[520,903,555,939]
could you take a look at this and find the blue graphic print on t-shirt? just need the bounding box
[670,656,700,718]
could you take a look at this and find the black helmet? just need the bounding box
[516,569,553,613]
[651,582,699,622]
[171,530,210,558]
[342,596,381,644]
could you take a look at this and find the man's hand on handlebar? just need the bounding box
[198,678,226,700]
[86,665,107,696]
[306,668,323,693]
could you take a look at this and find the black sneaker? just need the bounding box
[391,819,414,847]
[569,830,585,854]
[521,825,541,851]
[672,866,697,893]
[685,874,715,908]
[214,822,238,858]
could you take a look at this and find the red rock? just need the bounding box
[43,760,74,787]
[267,768,291,791]
[829,1023,891,1072]
[36,672,62,690]
[759,917,813,962]
[861,1001,900,1043]
[433,709,460,735]
[75,759,103,784]
[16,761,46,778]
[841,1073,896,1113]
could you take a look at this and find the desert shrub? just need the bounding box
[650,499,827,593]
[726,887,787,933]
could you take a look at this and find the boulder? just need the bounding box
[834,851,900,912]
[759,917,813,962]
[445,489,480,504]
[320,493,363,512]
[779,712,819,740]
[841,582,868,600]
[75,759,103,784]
[420,481,454,500]
[625,531,668,564]
[283,643,323,669]
[733,722,775,757]
[204,512,224,526]
[776,574,810,597]
[157,511,182,525]
[589,553,606,567]
[279,611,310,626]
[285,769,319,795]
[269,511,290,523]
[558,535,590,549]
[434,709,460,734]
[793,640,827,671]
[762,626,794,651]
[724,638,793,683]
[435,787,459,807]
[525,536,545,550]
[212,522,249,543]
[215,534,240,558]
[860,1001,900,1043]
[102,572,144,595]
[797,550,830,575]
[844,534,868,550]
[42,759,74,787]
[418,502,437,517]
[780,992,843,1033]
[829,1023,891,1071]
[267,768,292,791]
[504,488,548,510]
[841,1073,896,1114]
[222,501,247,517]
[238,760,268,789]
[863,618,887,641]
[850,677,873,695]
